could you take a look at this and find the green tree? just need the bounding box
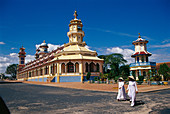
[99,53,127,79]
[158,63,170,81]
[106,53,127,78]
[120,65,130,79]
[0,73,5,80]
[86,72,91,80]
[5,64,17,79]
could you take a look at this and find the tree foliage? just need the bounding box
[158,63,170,81]
[86,72,91,80]
[120,65,130,79]
[98,53,127,79]
[0,73,5,80]
[5,64,17,79]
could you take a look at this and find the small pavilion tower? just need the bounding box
[18,46,26,70]
[132,33,152,63]
[39,40,48,58]
[130,33,156,80]
[35,48,40,59]
[67,10,85,44]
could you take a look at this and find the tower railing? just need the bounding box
[130,62,156,67]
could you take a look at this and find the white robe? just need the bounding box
[117,81,126,100]
[127,81,138,106]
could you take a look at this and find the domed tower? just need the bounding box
[130,33,156,80]
[18,46,26,70]
[35,48,40,59]
[39,40,48,58]
[131,33,152,63]
[67,10,85,45]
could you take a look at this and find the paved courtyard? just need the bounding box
[0,83,170,114]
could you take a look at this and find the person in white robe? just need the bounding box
[117,77,126,101]
[127,76,138,107]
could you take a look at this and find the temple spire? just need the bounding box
[138,33,141,38]
[74,10,78,19]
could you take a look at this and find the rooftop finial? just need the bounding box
[43,40,45,43]
[138,33,141,38]
[74,10,78,19]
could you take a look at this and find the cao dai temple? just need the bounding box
[17,11,104,82]
[130,33,156,80]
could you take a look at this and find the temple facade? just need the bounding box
[17,11,104,82]
[130,33,156,80]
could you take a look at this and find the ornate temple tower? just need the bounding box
[67,10,85,45]
[35,48,40,59]
[130,33,156,80]
[18,46,26,70]
[38,40,48,58]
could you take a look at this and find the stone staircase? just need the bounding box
[47,76,55,82]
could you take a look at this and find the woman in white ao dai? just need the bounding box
[127,76,138,107]
[117,77,126,101]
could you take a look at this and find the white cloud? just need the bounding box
[106,47,134,64]
[162,39,170,43]
[151,43,170,48]
[85,45,90,49]
[35,43,61,52]
[0,42,5,44]
[0,53,34,73]
[11,47,17,50]
[48,44,61,51]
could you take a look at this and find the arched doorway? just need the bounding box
[61,63,65,73]
[67,62,74,73]
[90,62,95,72]
[85,63,88,72]
[75,62,79,73]
[96,63,100,72]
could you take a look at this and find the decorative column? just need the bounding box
[80,61,84,82]
[136,70,139,80]
[49,65,51,76]
[57,63,60,83]
[99,63,103,73]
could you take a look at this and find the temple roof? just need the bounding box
[131,51,152,57]
[132,33,148,44]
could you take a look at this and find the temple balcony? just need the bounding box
[130,62,156,67]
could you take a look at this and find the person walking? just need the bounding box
[127,76,138,107]
[117,77,126,101]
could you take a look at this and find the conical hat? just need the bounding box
[128,76,135,80]
[119,77,123,80]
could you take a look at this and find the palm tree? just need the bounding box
[99,53,127,79]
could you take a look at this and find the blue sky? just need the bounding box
[0,0,170,73]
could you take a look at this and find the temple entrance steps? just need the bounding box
[47,76,55,82]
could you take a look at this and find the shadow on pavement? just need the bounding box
[135,100,145,106]
[0,81,22,84]
[0,96,10,114]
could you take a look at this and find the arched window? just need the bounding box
[143,71,146,77]
[137,57,139,62]
[85,63,88,72]
[61,63,65,73]
[141,56,144,62]
[146,57,148,62]
[55,63,57,73]
[51,65,53,74]
[96,63,100,72]
[52,64,55,74]
[45,66,48,75]
[90,62,95,72]
[40,68,43,75]
[29,72,31,77]
[67,62,74,73]
[75,62,79,73]
[36,70,38,76]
